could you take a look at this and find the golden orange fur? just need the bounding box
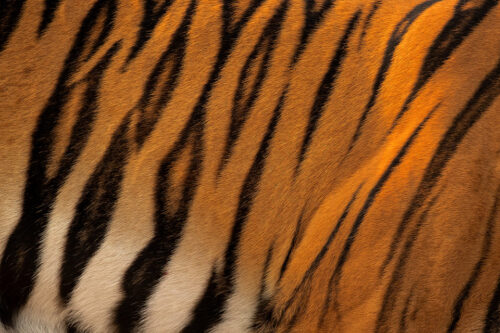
[0,0,499,332]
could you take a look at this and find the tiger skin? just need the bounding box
[0,0,499,332]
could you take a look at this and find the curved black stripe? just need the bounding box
[347,0,442,152]
[399,286,415,332]
[391,0,498,129]
[278,209,305,281]
[295,10,361,175]
[180,267,220,333]
[0,0,26,52]
[485,274,500,332]
[0,0,118,325]
[376,59,500,331]
[217,2,288,175]
[447,186,500,332]
[183,87,287,332]
[285,285,312,332]
[38,0,62,36]
[135,0,195,147]
[250,241,275,330]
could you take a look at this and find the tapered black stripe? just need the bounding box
[134,0,196,147]
[279,185,361,324]
[347,0,442,152]
[291,0,336,65]
[382,59,500,274]
[183,88,287,332]
[60,111,130,305]
[326,104,437,307]
[399,286,415,332]
[295,11,361,175]
[124,0,175,66]
[0,0,119,325]
[278,209,305,282]
[485,275,500,332]
[38,0,62,36]
[358,0,381,50]
[0,0,26,52]
[391,0,498,129]
[217,1,289,175]
[285,285,313,331]
[180,268,221,333]
[447,186,500,332]
[376,60,500,331]
[448,187,500,332]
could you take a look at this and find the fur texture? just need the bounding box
[0,0,499,332]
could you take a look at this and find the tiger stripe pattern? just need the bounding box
[0,0,499,332]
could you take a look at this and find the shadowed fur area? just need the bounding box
[0,0,499,332]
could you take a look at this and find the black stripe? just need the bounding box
[0,0,26,52]
[399,286,415,332]
[347,0,442,152]
[38,0,62,36]
[279,185,361,325]
[485,274,500,332]
[295,10,361,175]
[59,108,130,305]
[217,1,289,175]
[447,186,500,332]
[183,87,287,332]
[278,209,305,281]
[0,0,118,325]
[180,267,221,333]
[250,241,275,330]
[134,0,195,147]
[124,0,175,66]
[83,0,117,63]
[376,59,500,331]
[291,0,336,65]
[358,0,381,50]
[382,59,500,274]
[114,1,270,331]
[284,285,312,332]
[391,0,498,129]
